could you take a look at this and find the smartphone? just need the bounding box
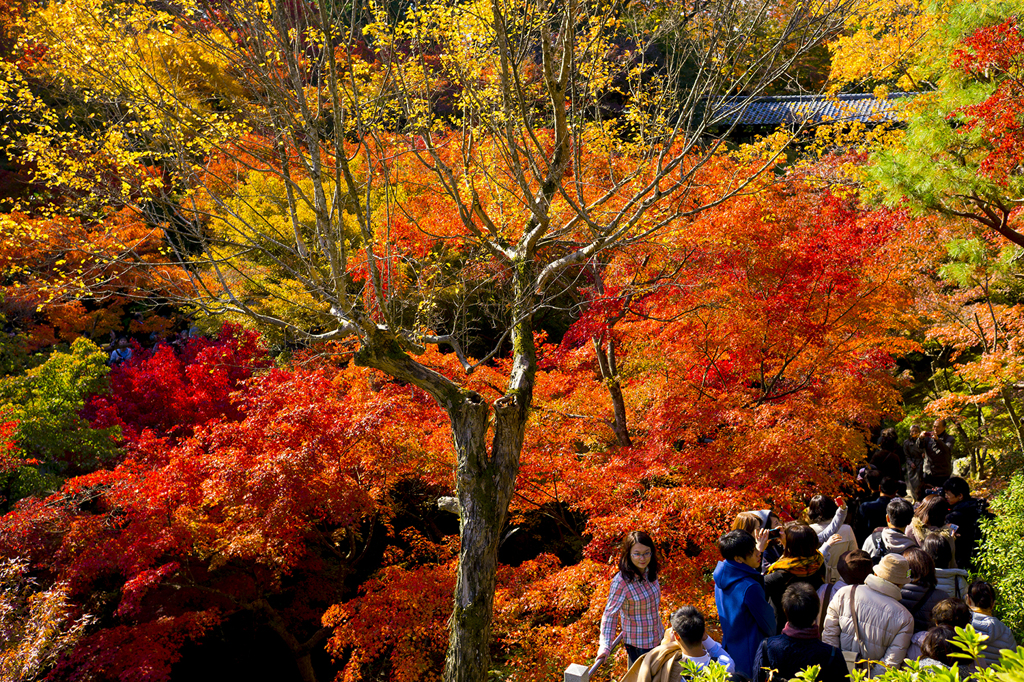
[949,524,959,533]
[767,527,782,539]
[834,496,844,508]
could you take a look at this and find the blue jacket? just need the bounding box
[713,559,776,678]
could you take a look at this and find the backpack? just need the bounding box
[867,530,895,563]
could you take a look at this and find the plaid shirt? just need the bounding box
[598,572,663,655]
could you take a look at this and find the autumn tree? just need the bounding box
[867,0,1024,246]
[2,0,861,675]
[0,347,458,682]
[0,208,189,352]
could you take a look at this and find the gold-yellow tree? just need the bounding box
[2,0,856,676]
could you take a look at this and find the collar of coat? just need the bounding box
[621,635,684,682]
[864,574,903,600]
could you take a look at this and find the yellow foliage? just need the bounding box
[828,0,945,89]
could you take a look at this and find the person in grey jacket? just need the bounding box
[923,534,969,599]
[862,497,918,562]
[968,581,1018,668]
[823,554,915,675]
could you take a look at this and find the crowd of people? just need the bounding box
[596,466,1017,682]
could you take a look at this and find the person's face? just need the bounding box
[933,419,945,435]
[944,489,962,506]
[910,426,921,439]
[742,548,762,569]
[630,542,652,572]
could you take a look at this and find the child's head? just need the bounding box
[930,598,972,629]
[781,583,820,629]
[968,581,997,611]
[922,626,957,665]
[670,606,706,646]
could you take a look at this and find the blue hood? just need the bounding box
[713,558,762,590]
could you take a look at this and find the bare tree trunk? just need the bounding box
[1000,386,1024,464]
[594,337,632,447]
[252,599,329,682]
[443,269,536,682]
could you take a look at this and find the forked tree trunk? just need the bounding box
[443,280,536,681]
[355,295,536,682]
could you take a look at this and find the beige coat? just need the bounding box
[822,575,914,675]
[812,521,857,584]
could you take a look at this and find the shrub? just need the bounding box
[976,473,1024,641]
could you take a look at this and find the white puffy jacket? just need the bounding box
[936,568,969,600]
[823,576,914,675]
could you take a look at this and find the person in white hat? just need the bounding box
[822,553,915,675]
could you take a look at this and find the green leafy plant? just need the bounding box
[0,337,118,479]
[977,473,1024,640]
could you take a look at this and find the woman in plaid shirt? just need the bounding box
[595,531,665,667]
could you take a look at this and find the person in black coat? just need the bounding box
[944,477,991,571]
[900,547,950,632]
[764,524,826,633]
[753,583,848,682]
[857,477,899,544]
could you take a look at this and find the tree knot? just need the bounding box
[494,394,517,412]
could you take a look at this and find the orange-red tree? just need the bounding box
[3,0,862,675]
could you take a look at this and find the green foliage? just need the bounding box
[0,465,61,509]
[977,473,1024,641]
[866,0,1024,225]
[0,337,118,475]
[938,240,1024,303]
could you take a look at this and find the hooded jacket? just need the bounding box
[713,559,777,678]
[822,575,914,675]
[972,612,1018,668]
[861,528,918,562]
[935,567,969,600]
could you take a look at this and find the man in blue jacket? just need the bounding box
[713,529,776,678]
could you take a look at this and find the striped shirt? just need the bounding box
[598,572,664,655]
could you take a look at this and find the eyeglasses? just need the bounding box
[631,550,652,560]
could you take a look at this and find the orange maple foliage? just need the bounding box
[0,208,188,350]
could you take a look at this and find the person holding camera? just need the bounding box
[923,419,954,489]
[903,424,927,502]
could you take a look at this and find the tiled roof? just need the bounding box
[708,92,920,127]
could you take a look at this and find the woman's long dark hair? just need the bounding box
[618,531,659,582]
[915,495,949,528]
[807,495,838,525]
